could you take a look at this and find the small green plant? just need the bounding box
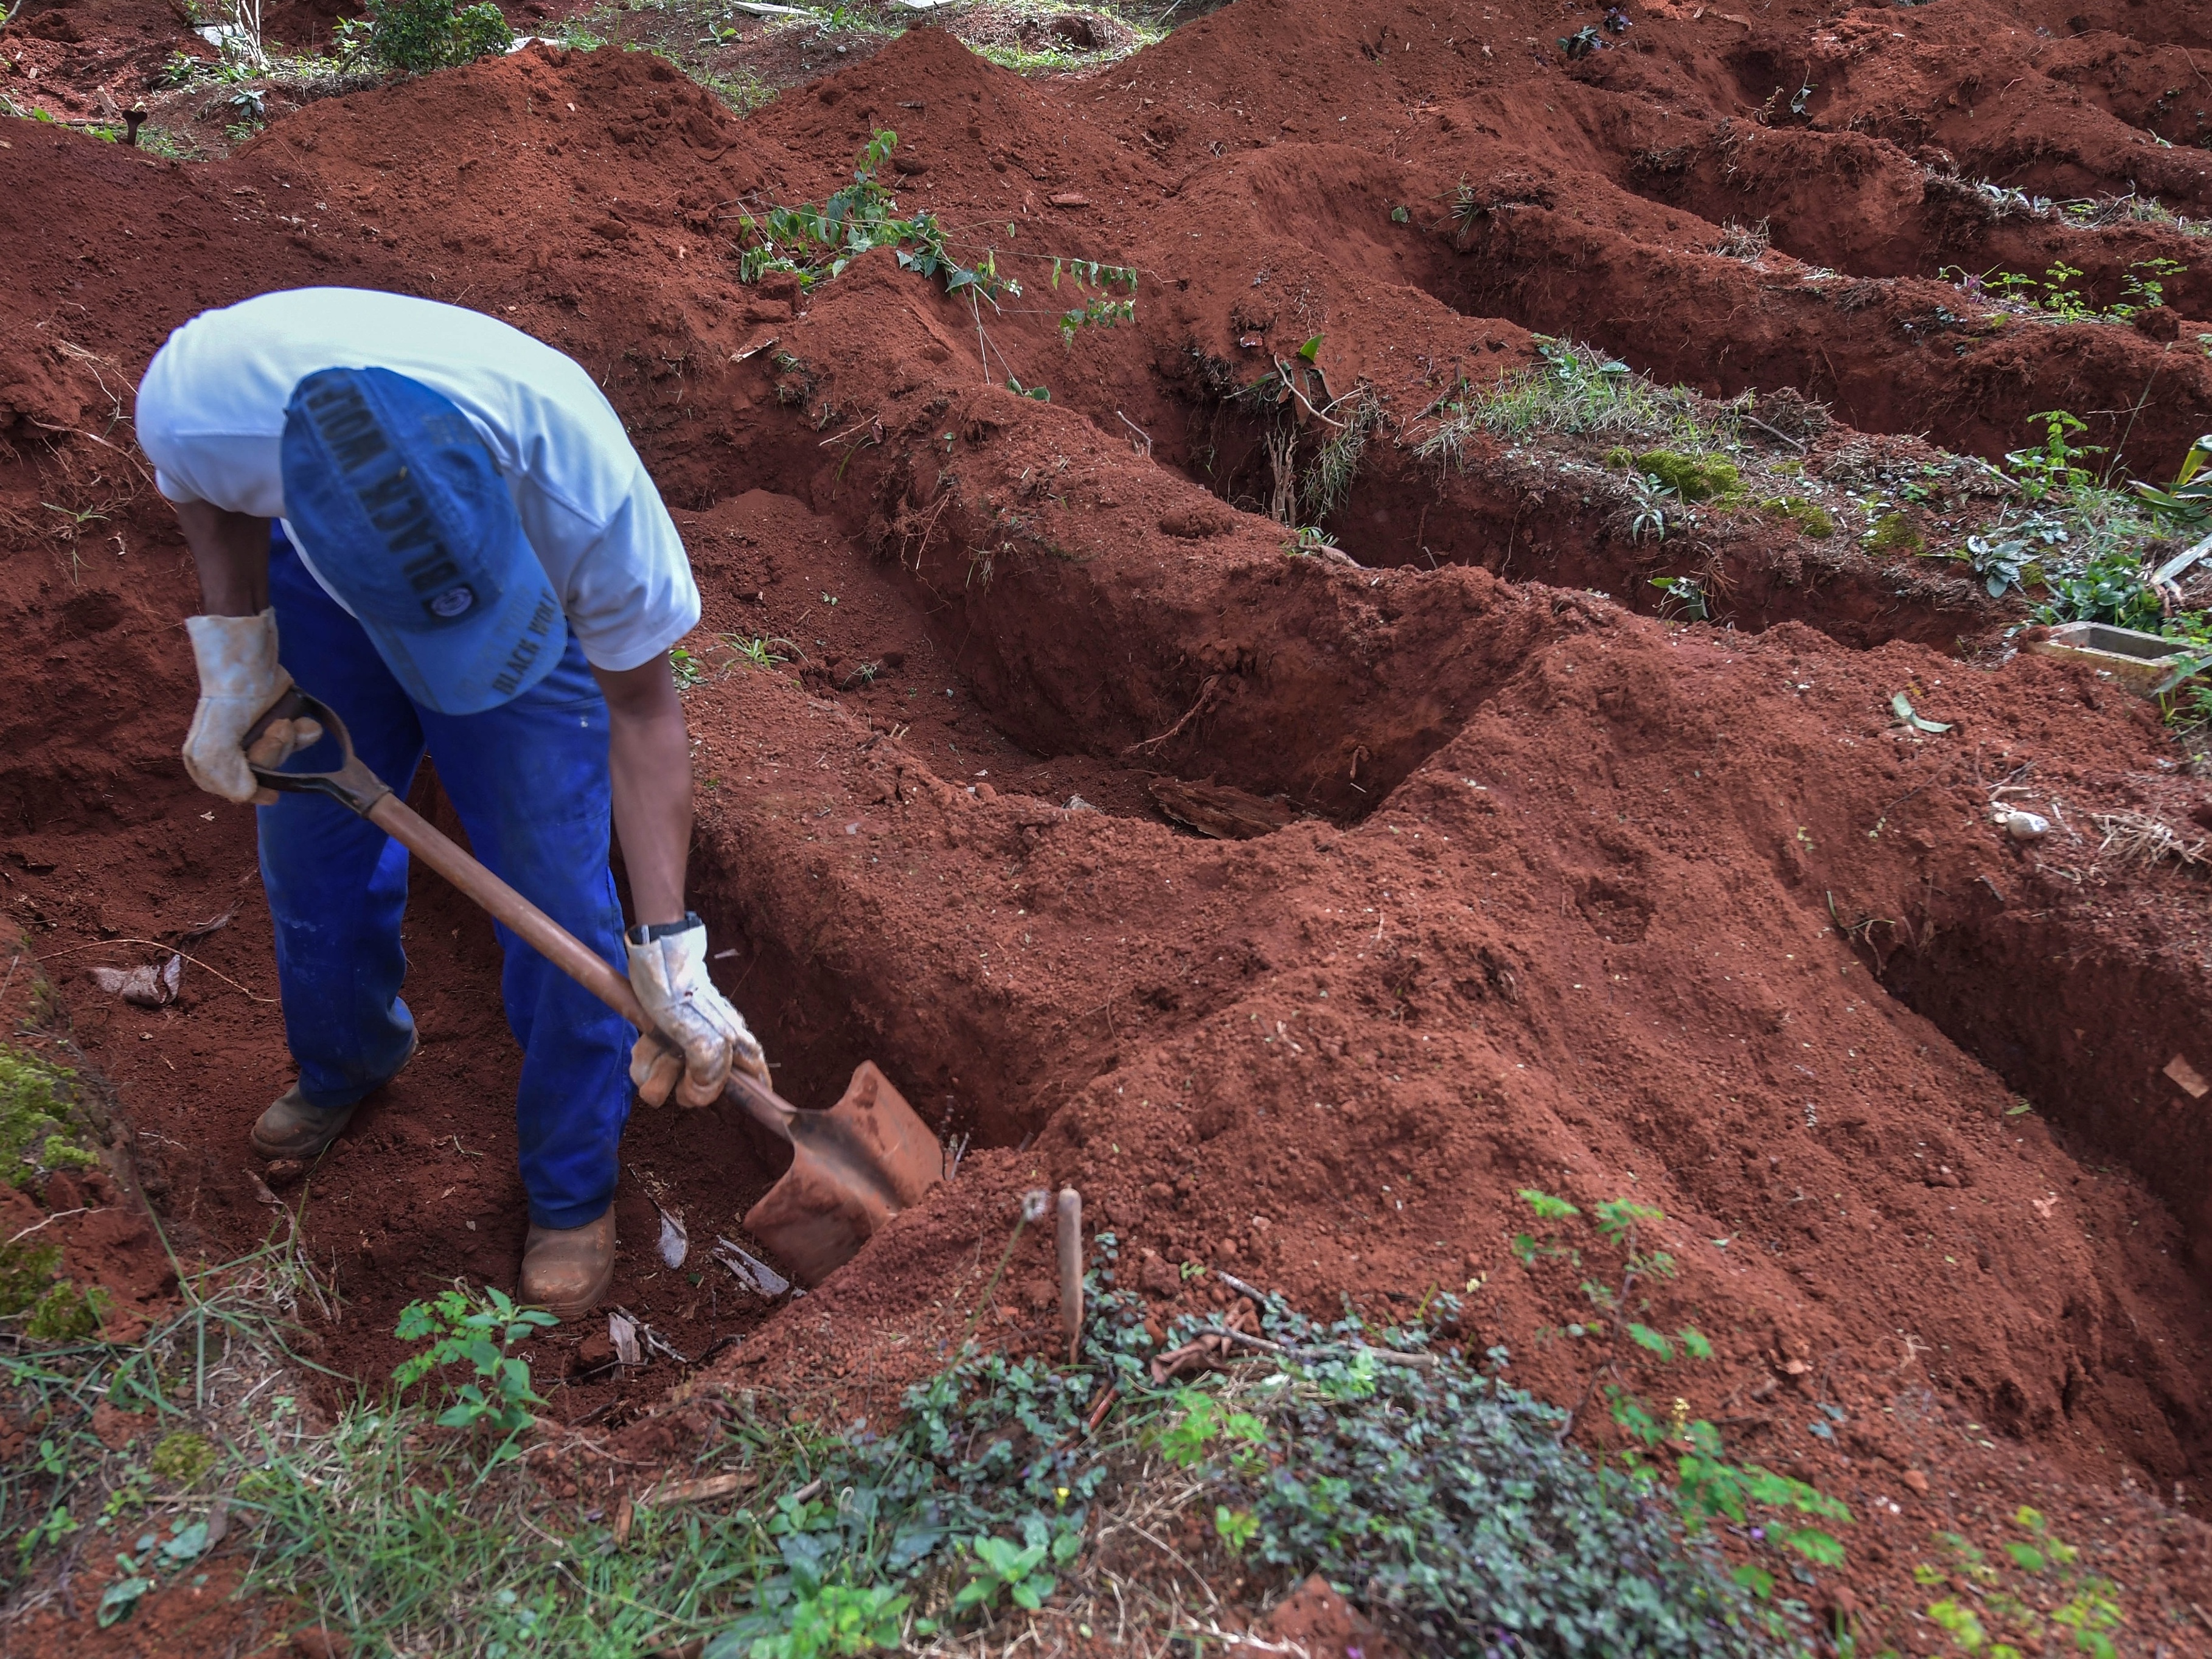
[2130,433,2212,533]
[670,645,707,689]
[1961,513,2067,598]
[1425,338,1739,461]
[2119,256,2186,314]
[2005,409,2103,503]
[1214,1504,1259,1554]
[1299,391,1383,518]
[1510,1190,1851,1599]
[737,131,1010,307]
[1054,260,1139,344]
[1160,1391,1268,1472]
[726,635,793,670]
[1901,1508,2123,1658]
[1649,574,1709,621]
[336,0,512,74]
[1978,257,2185,325]
[134,124,203,160]
[2032,548,2165,631]
[953,1532,1066,1615]
[1283,524,1341,557]
[93,1512,218,1629]
[1627,473,1677,543]
[743,1582,909,1658]
[391,1284,557,1447]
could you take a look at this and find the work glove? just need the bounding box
[625,914,771,1108]
[181,610,322,804]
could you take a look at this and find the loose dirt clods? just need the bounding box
[11,0,2212,1648]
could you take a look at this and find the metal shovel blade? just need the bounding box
[739,1061,942,1288]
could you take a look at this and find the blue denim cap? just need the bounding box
[280,366,566,715]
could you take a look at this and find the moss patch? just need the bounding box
[0,1241,61,1316]
[25,1279,108,1341]
[1633,449,1743,503]
[1761,496,1836,539]
[1865,512,1926,555]
[0,1047,85,1189]
[151,1430,218,1487]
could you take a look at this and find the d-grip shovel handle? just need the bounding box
[245,690,798,1141]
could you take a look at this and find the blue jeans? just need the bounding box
[259,530,633,1229]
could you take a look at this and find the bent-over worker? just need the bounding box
[136,286,760,1318]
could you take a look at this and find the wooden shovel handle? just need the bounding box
[246,689,795,1138]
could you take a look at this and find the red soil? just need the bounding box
[10,0,2212,1647]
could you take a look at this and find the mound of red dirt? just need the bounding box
[11,2,2212,1643]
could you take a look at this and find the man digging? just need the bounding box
[136,287,765,1320]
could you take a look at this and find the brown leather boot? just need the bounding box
[252,1037,417,1160]
[520,1211,616,1320]
[250,1085,358,1160]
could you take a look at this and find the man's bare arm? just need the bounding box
[174,501,273,616]
[594,653,691,930]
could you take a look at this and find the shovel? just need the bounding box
[245,689,942,1287]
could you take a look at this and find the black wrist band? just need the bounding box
[627,911,701,946]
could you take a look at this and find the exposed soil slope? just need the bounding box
[9,0,2212,1644]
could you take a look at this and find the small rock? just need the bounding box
[1144,1181,1172,1201]
[575,1329,616,1374]
[2000,810,2050,841]
[1902,1468,1930,1495]
[263,1159,305,1189]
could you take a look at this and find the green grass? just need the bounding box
[133,125,206,160]
[1421,339,1745,462]
[2,1219,1814,1655]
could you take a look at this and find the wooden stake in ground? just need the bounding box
[1057,1188,1083,1363]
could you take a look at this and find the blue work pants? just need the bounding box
[257,530,633,1229]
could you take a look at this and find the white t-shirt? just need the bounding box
[137,288,700,674]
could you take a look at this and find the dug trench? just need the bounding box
[9,1,2212,1633]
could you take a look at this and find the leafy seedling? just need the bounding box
[392,1284,558,1451]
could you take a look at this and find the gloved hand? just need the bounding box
[182,610,322,803]
[625,914,771,1108]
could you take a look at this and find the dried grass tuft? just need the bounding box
[2092,810,2208,870]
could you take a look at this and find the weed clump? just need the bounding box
[1761,497,1835,538]
[1425,339,1741,460]
[1635,450,1742,503]
[1865,512,1925,556]
[337,0,512,74]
